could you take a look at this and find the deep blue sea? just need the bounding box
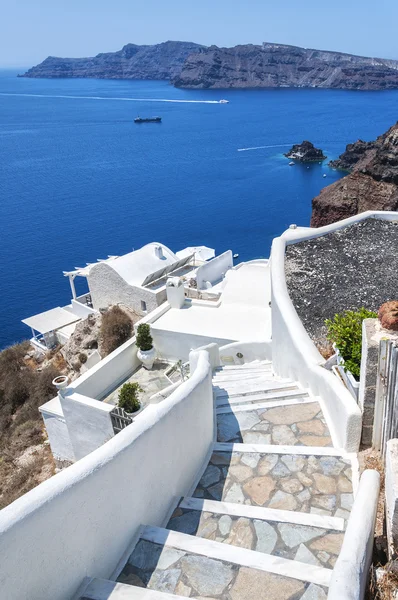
[1,68,398,349]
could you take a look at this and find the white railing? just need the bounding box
[0,350,213,600]
[219,340,272,365]
[268,215,395,451]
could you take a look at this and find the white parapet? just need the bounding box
[0,350,213,600]
[328,469,380,600]
[269,211,398,452]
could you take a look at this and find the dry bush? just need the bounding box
[101,306,133,355]
[370,563,398,600]
[0,448,53,510]
[0,343,59,508]
[51,351,68,372]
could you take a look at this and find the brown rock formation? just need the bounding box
[311,124,398,227]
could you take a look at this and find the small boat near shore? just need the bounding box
[134,116,162,123]
[289,161,295,166]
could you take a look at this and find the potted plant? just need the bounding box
[118,382,143,415]
[136,323,156,369]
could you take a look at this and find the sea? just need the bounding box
[1,68,398,349]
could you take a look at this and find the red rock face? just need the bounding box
[311,124,398,227]
[379,301,398,331]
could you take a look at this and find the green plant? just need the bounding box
[136,323,153,352]
[101,306,133,355]
[325,308,377,379]
[78,353,87,364]
[118,382,143,413]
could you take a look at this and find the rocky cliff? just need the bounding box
[20,41,204,80]
[21,41,398,90]
[311,124,398,227]
[173,43,398,90]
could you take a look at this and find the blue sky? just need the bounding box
[1,0,398,67]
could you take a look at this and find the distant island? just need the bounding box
[20,40,398,91]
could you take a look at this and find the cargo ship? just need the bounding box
[134,116,162,123]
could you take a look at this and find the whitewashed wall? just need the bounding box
[69,299,96,318]
[196,250,233,290]
[0,350,213,600]
[60,393,115,461]
[70,337,140,400]
[328,470,380,600]
[269,212,398,451]
[219,340,272,365]
[40,409,75,463]
[87,263,159,314]
[152,326,234,361]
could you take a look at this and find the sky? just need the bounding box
[1,0,398,67]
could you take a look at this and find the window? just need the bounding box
[141,300,147,312]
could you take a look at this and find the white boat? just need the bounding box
[219,99,229,104]
[323,174,327,178]
[233,253,239,259]
[289,161,295,166]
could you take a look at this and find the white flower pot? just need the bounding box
[137,346,156,370]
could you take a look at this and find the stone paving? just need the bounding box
[192,452,353,518]
[102,361,173,405]
[216,402,332,446]
[167,509,342,569]
[113,364,355,600]
[118,540,328,600]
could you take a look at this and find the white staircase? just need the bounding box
[80,360,356,600]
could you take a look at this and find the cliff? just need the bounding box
[311,124,398,227]
[20,41,204,80]
[173,43,398,90]
[21,41,398,91]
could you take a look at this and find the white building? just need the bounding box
[23,242,233,351]
[4,213,394,600]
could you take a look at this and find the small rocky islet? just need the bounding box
[284,141,327,163]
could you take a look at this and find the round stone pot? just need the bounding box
[124,403,145,418]
[137,346,156,370]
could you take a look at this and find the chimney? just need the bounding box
[155,245,164,259]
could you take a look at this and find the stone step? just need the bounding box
[215,389,308,408]
[192,448,354,519]
[216,399,332,447]
[214,383,302,398]
[213,368,275,379]
[81,578,186,600]
[167,497,344,570]
[213,372,293,384]
[116,532,331,599]
[215,361,272,371]
[129,526,331,587]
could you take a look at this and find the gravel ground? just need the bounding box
[285,218,398,344]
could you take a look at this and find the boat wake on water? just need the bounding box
[0,93,221,104]
[237,144,294,152]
